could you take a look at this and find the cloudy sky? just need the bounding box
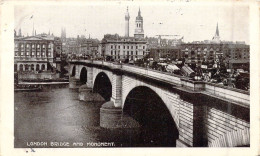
[14,2,249,43]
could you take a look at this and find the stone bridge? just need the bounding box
[69,59,250,147]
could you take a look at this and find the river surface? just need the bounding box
[14,86,166,148]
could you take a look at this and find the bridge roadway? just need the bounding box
[69,59,250,147]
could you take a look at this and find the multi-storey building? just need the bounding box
[180,42,249,70]
[149,46,181,62]
[79,38,99,56]
[101,34,148,61]
[14,33,59,72]
[146,35,184,49]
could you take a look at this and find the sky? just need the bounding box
[14,2,249,43]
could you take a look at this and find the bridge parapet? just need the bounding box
[122,64,183,86]
[70,60,250,106]
[180,78,250,106]
[204,82,249,106]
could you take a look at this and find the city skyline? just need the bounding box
[15,3,249,43]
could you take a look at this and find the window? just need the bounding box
[118,46,120,49]
[111,50,113,55]
[143,46,145,49]
[48,44,51,48]
[127,51,129,55]
[26,52,29,56]
[42,52,45,56]
[21,44,24,48]
[48,52,51,56]
[27,44,29,48]
[43,45,45,48]
[37,52,40,56]
[21,52,24,56]
[127,46,129,49]
[37,44,40,48]
[15,44,18,48]
[136,46,138,49]
[131,51,133,55]
[123,46,125,49]
[32,52,34,56]
[15,52,18,56]
[131,46,133,49]
[111,45,113,49]
[32,44,35,48]
[136,51,138,55]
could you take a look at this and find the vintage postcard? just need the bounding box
[0,0,259,156]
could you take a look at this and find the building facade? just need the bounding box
[79,38,99,56]
[101,34,148,61]
[14,34,59,72]
[149,46,182,62]
[149,42,250,70]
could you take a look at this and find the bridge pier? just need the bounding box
[111,74,122,107]
[86,67,93,88]
[100,101,140,129]
[69,76,81,89]
[78,84,104,101]
[176,97,206,147]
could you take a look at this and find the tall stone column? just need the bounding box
[110,73,122,108]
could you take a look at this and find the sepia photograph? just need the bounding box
[1,0,259,155]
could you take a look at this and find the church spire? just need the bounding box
[212,22,220,43]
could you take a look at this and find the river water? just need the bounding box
[15,85,173,148]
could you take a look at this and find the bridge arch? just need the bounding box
[123,86,179,146]
[79,67,87,84]
[93,72,112,101]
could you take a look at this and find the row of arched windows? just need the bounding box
[17,64,45,71]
